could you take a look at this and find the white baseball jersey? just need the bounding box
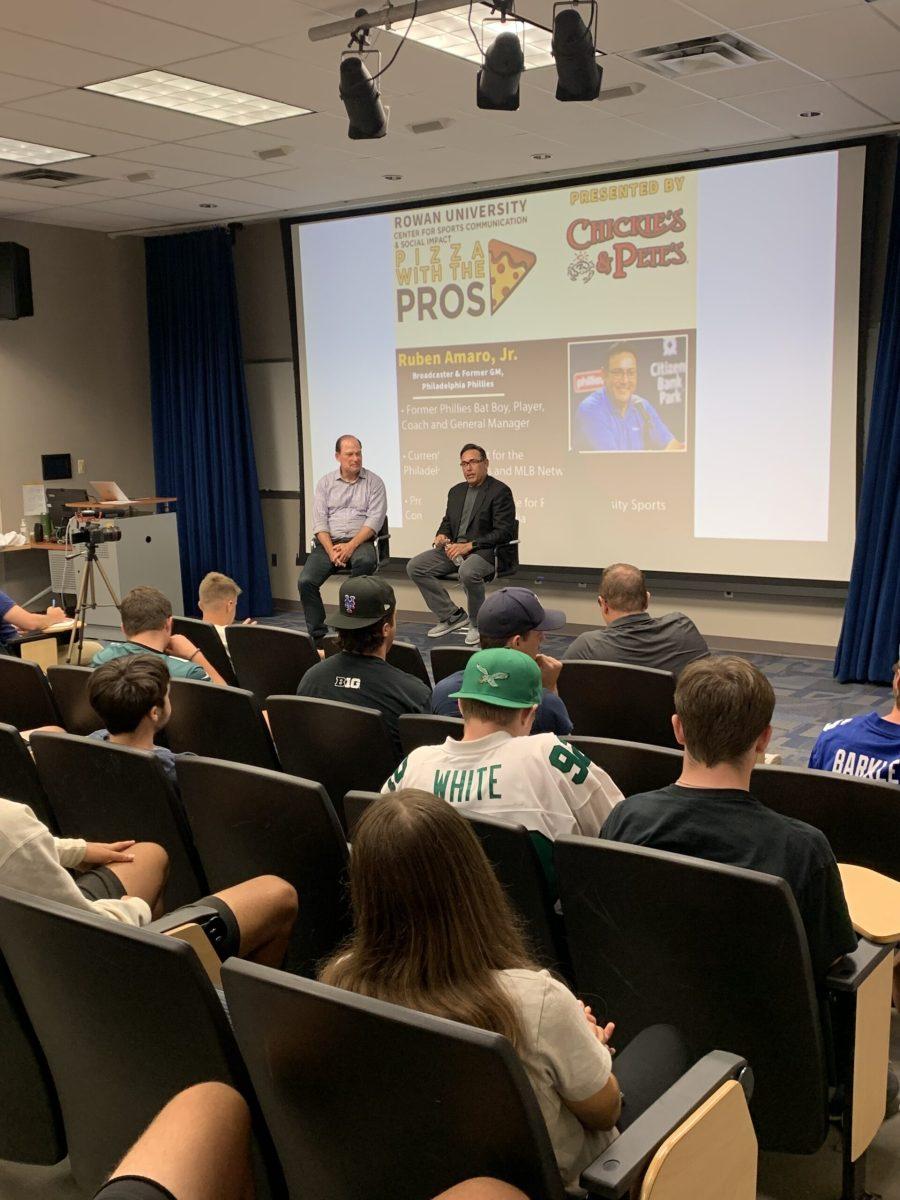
[382,731,622,840]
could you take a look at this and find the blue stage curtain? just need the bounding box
[145,228,272,619]
[835,163,900,683]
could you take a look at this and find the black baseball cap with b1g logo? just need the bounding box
[329,576,396,629]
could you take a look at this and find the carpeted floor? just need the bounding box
[261,608,892,769]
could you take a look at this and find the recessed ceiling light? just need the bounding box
[378,6,555,70]
[384,173,403,180]
[0,136,90,165]
[198,202,218,208]
[799,110,821,118]
[84,71,313,127]
[532,152,552,160]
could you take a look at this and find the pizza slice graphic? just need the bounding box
[488,239,537,314]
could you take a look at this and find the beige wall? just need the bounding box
[0,218,153,535]
[232,217,851,652]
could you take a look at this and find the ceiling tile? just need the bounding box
[113,142,302,176]
[0,73,63,104]
[626,99,782,145]
[101,0,313,44]
[0,194,53,211]
[739,8,900,79]
[17,205,147,228]
[186,177,304,205]
[127,187,273,215]
[0,109,151,155]
[588,0,726,53]
[837,69,900,120]
[727,81,887,132]
[65,155,227,188]
[0,1,235,65]
[680,57,818,99]
[0,177,106,205]
[570,54,710,114]
[175,126,313,158]
[682,0,864,26]
[9,88,228,139]
[165,47,332,109]
[870,0,900,28]
[0,32,140,86]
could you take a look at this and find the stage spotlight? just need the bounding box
[552,6,602,101]
[339,55,388,139]
[476,30,524,111]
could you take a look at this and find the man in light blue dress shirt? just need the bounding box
[299,435,388,646]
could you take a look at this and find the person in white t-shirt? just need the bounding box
[320,789,689,1189]
[198,571,255,650]
[383,647,622,845]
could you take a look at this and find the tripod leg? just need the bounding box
[67,557,93,665]
[92,557,122,611]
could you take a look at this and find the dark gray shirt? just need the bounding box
[456,485,478,540]
[563,611,709,677]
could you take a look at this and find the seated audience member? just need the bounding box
[94,1080,529,1200]
[601,656,856,982]
[564,563,708,676]
[197,571,254,649]
[808,660,900,783]
[0,588,102,663]
[431,587,573,738]
[296,576,430,759]
[88,656,190,788]
[322,790,689,1189]
[92,586,226,684]
[384,648,621,848]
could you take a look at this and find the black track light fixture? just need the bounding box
[477,29,525,111]
[340,49,389,139]
[552,3,602,101]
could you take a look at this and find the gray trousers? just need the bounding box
[406,548,495,624]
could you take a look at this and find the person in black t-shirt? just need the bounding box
[297,577,430,760]
[601,655,856,983]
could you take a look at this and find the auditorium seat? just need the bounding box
[223,958,754,1200]
[555,835,893,1196]
[385,639,431,687]
[0,655,60,731]
[46,663,104,735]
[569,736,682,797]
[266,696,398,828]
[171,616,238,686]
[342,789,380,838]
[225,623,318,706]
[29,732,206,910]
[0,722,57,830]
[430,645,476,684]
[166,678,279,770]
[176,757,350,977]
[557,661,679,748]
[0,886,281,1200]
[751,764,900,880]
[398,712,464,756]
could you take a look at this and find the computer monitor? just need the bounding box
[46,488,88,536]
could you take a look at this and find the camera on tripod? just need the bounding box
[71,521,122,547]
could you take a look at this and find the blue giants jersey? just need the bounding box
[808,711,900,784]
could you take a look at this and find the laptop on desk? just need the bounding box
[89,481,131,503]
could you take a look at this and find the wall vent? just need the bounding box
[0,167,104,187]
[627,34,771,79]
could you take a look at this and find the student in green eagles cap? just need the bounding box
[382,647,623,879]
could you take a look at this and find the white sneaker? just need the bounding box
[464,625,480,646]
[426,610,469,638]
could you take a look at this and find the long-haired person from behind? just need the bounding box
[320,789,690,1189]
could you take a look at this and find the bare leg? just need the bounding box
[105,1082,254,1200]
[434,1181,527,1200]
[106,842,169,920]
[212,875,298,967]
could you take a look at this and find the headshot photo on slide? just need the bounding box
[569,334,690,453]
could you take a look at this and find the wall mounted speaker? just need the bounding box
[0,242,34,319]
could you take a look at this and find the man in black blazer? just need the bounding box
[407,443,516,644]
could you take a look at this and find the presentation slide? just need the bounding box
[290,146,864,581]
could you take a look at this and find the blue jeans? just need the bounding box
[299,540,377,642]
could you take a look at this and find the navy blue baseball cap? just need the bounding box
[476,587,566,640]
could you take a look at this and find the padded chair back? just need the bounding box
[570,736,683,797]
[385,640,431,687]
[496,518,520,577]
[0,721,57,829]
[267,696,398,827]
[0,654,60,731]
[0,886,273,1196]
[398,712,464,756]
[223,961,565,1200]
[0,948,64,1164]
[557,661,679,747]
[166,678,279,770]
[171,616,238,686]
[29,732,206,910]
[342,789,380,838]
[430,645,476,684]
[555,836,828,1154]
[177,757,350,976]
[465,812,567,974]
[225,624,319,706]
[46,663,103,735]
[751,764,900,881]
